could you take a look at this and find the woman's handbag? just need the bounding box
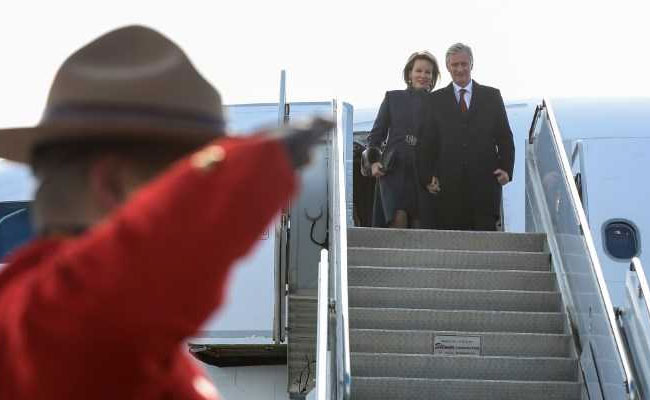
[362,130,405,175]
[377,129,397,174]
[362,142,396,175]
[361,146,381,176]
[379,142,396,173]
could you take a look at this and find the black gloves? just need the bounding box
[277,117,334,168]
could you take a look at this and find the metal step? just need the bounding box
[352,353,578,381]
[349,267,557,292]
[349,286,562,312]
[350,329,574,358]
[350,308,566,334]
[341,230,580,399]
[352,377,581,400]
[287,294,316,394]
[288,300,317,332]
[348,227,546,252]
[348,247,550,271]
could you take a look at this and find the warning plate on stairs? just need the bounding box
[433,335,482,356]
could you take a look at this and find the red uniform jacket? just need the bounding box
[0,136,297,399]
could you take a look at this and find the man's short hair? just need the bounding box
[445,43,474,68]
[31,140,201,230]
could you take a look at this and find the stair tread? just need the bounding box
[351,307,564,315]
[349,266,557,291]
[351,328,571,337]
[348,247,550,263]
[349,285,559,294]
[348,227,545,236]
[352,352,577,360]
[349,246,548,254]
[350,307,566,334]
[348,247,551,270]
[349,265,554,274]
[352,377,581,400]
[349,329,574,356]
[349,286,562,312]
[352,354,578,381]
[353,377,581,383]
[347,228,547,252]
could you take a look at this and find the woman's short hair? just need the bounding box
[403,51,441,91]
[445,43,474,68]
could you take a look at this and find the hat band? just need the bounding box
[42,103,225,132]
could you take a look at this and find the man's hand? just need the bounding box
[278,117,335,168]
[427,176,441,194]
[494,169,510,186]
[371,162,385,177]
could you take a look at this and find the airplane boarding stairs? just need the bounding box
[346,227,582,399]
[302,99,640,399]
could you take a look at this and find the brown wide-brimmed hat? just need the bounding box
[0,25,225,164]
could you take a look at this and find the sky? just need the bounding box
[1,0,649,129]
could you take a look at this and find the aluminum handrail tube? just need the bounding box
[313,249,329,400]
[543,98,637,396]
[631,257,650,319]
[528,104,543,144]
[333,99,351,400]
[277,70,286,127]
[273,70,288,344]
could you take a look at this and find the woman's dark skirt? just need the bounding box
[372,146,434,227]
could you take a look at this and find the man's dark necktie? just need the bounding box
[459,88,468,113]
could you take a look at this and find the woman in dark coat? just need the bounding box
[365,51,440,228]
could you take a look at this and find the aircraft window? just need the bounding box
[0,202,35,262]
[604,221,639,260]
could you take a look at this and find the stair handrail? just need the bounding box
[324,99,352,400]
[312,249,330,400]
[624,256,650,397]
[630,257,650,317]
[529,98,637,398]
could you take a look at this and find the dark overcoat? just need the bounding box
[425,81,514,222]
[367,89,437,226]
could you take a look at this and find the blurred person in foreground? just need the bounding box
[0,25,332,400]
[364,51,441,228]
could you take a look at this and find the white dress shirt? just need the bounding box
[453,80,473,109]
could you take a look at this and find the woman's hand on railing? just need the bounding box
[371,162,385,177]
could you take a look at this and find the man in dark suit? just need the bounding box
[424,43,514,231]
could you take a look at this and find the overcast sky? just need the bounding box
[1,0,649,129]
